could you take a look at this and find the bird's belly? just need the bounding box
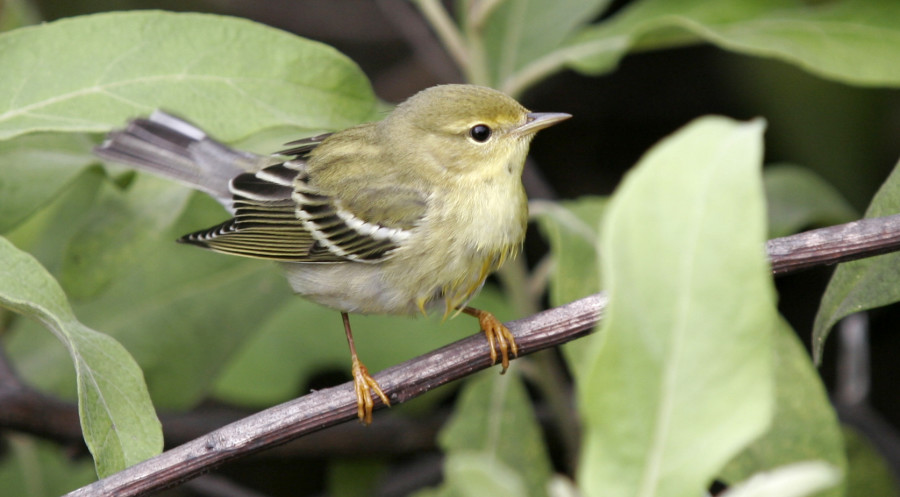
[279,248,491,317]
[280,262,418,315]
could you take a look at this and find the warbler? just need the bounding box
[95,84,570,424]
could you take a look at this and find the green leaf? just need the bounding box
[764,164,857,238]
[505,0,900,96]
[0,236,162,477]
[425,372,553,497]
[720,319,846,497]
[0,132,96,233]
[578,116,776,497]
[446,452,529,497]
[0,11,377,141]
[843,427,900,497]
[58,174,192,299]
[812,157,900,363]
[720,462,841,497]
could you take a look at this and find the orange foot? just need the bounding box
[351,357,390,424]
[462,307,519,373]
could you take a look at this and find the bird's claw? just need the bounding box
[473,309,518,373]
[351,358,390,424]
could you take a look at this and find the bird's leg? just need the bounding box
[460,306,519,373]
[342,312,390,424]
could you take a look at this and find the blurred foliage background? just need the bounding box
[2,0,900,496]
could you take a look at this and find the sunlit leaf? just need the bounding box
[0,11,376,141]
[505,0,900,95]
[0,133,95,233]
[578,116,776,497]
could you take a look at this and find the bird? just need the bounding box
[94,84,571,424]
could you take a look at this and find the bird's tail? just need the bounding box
[94,111,264,204]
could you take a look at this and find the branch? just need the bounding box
[64,295,606,497]
[767,213,900,274]
[52,211,900,496]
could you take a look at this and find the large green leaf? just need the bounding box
[577,117,776,497]
[720,319,845,497]
[0,133,96,233]
[59,174,193,299]
[0,236,162,477]
[416,371,553,497]
[812,157,900,363]
[504,0,900,95]
[0,11,377,141]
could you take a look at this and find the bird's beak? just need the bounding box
[516,112,572,135]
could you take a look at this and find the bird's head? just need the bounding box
[381,84,570,179]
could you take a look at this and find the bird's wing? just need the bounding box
[179,158,427,263]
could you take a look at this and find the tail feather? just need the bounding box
[94,111,264,204]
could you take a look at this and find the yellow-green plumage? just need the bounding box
[94,84,569,424]
[284,85,549,317]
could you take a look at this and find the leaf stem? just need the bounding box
[413,0,471,77]
[459,0,492,86]
[469,0,505,29]
[501,36,629,97]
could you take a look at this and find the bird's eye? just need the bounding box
[469,124,492,143]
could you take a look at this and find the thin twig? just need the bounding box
[53,210,900,496]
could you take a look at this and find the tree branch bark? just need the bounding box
[767,213,900,274]
[64,295,605,497]
[45,211,900,496]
